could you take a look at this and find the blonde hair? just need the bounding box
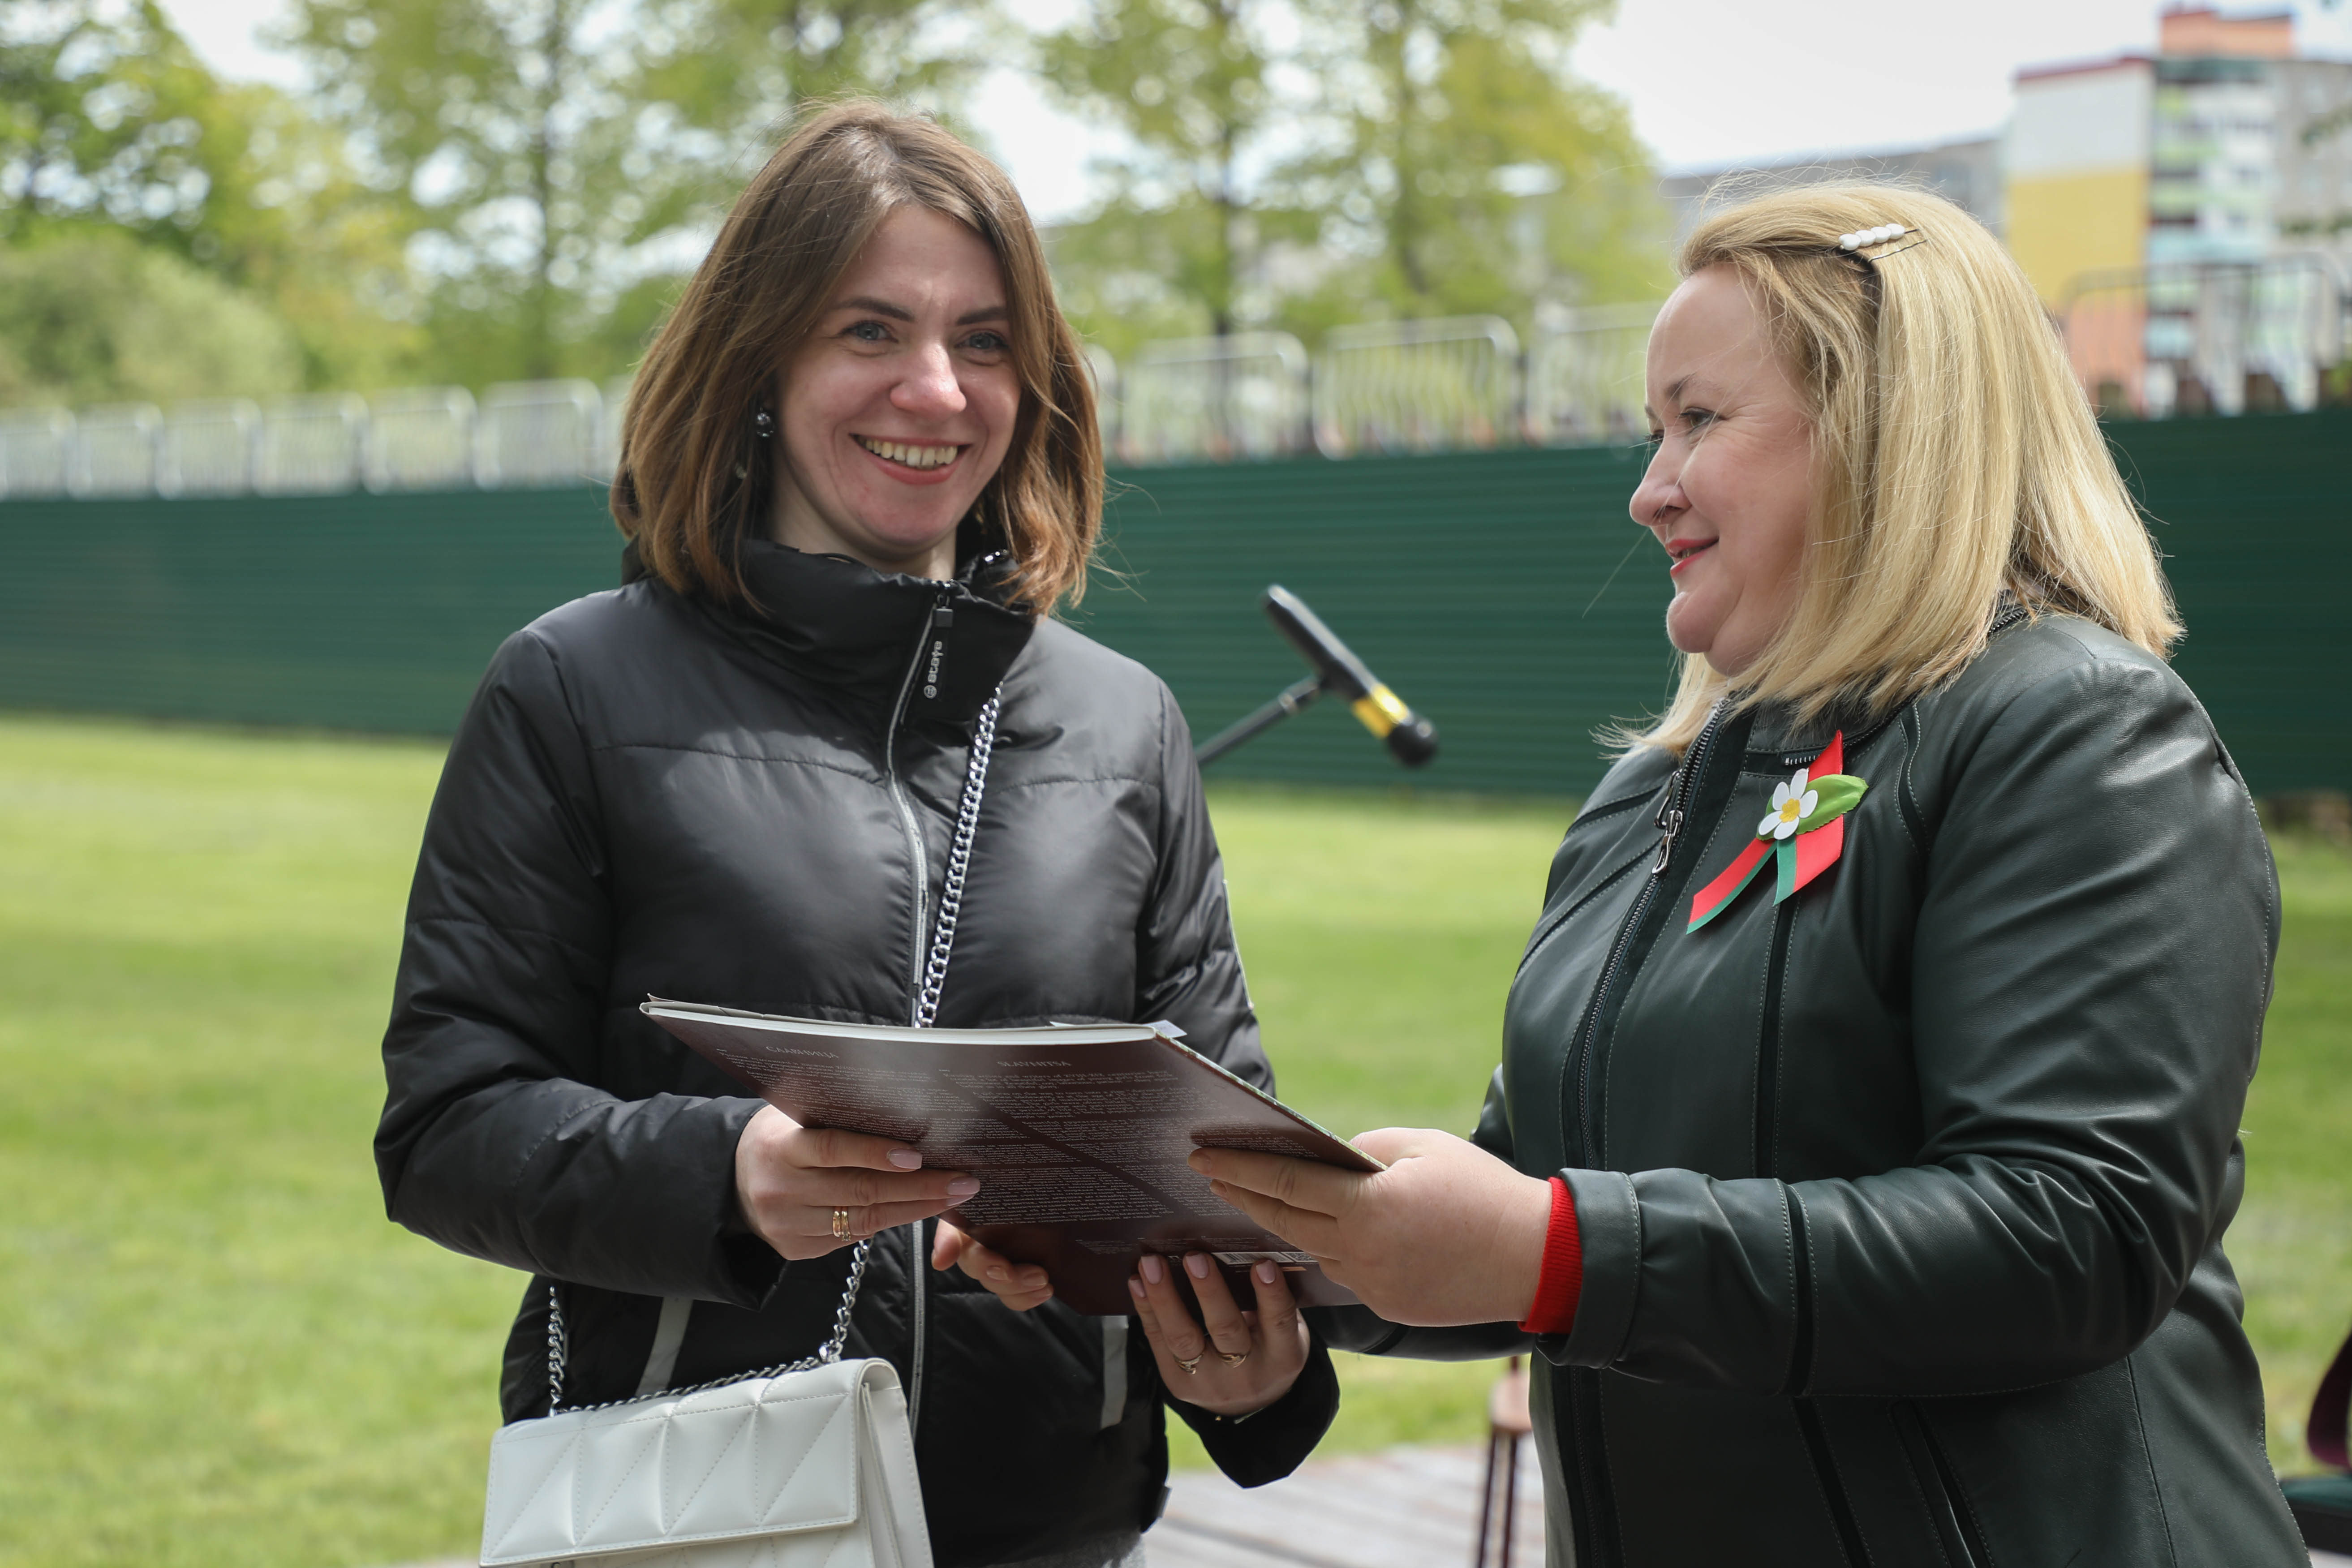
[1627,183,2179,755]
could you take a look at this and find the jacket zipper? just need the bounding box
[1551,705,1729,1568]
[1649,701,1724,876]
[881,589,955,1435]
[885,594,953,1005]
[1569,700,1727,1162]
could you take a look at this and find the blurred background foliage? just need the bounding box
[0,0,1667,395]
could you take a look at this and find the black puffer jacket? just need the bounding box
[376,540,1340,1568]
[1338,611,2304,1567]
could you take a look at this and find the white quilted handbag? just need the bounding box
[479,692,1008,1568]
[479,1250,929,1568]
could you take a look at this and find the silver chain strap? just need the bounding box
[546,690,1003,1417]
[547,1243,873,1416]
[914,693,1000,1029]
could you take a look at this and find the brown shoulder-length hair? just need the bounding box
[612,101,1101,614]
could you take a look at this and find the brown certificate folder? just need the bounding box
[641,998,1380,1315]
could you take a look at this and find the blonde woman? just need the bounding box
[1195,185,2306,1567]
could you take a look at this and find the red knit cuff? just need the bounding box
[1518,1176,1583,1336]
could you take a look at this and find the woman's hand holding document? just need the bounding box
[1189,1128,1556,1327]
[731,1104,982,1260]
[641,998,1382,1316]
[1123,1242,1312,1416]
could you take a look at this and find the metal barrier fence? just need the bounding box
[258,394,368,495]
[365,386,478,492]
[1081,344,1118,451]
[159,401,259,497]
[1526,303,1658,446]
[1118,332,1309,464]
[0,379,625,501]
[73,404,161,497]
[9,266,2349,498]
[2060,257,2349,417]
[477,380,602,489]
[0,407,71,496]
[1313,316,1521,458]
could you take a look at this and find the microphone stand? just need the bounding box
[1194,674,1326,769]
[1193,584,1439,770]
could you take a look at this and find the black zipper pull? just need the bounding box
[1653,802,1683,875]
[1652,700,1726,876]
[1654,765,1686,874]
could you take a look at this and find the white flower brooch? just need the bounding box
[1759,768,1820,841]
[1688,731,1870,932]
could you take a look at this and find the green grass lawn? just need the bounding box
[2236,831,2352,1472]
[0,713,2345,1567]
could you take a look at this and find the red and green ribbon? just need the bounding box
[1686,730,1868,933]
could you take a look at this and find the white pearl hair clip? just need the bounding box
[1838,223,1908,252]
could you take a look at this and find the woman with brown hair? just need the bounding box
[1197,182,2306,1567]
[376,102,1335,1568]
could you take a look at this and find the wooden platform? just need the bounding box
[1147,1448,2352,1568]
[374,1458,2347,1568]
[1147,1441,1545,1568]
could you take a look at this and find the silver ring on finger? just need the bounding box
[1174,1352,1203,1375]
[831,1208,854,1239]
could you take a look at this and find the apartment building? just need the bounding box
[2008,5,2352,412]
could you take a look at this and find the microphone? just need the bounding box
[1262,586,1439,767]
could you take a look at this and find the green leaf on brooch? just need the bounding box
[1795,773,1867,833]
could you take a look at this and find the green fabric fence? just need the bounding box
[0,411,2341,796]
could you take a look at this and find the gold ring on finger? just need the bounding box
[1219,1349,1250,1367]
[831,1208,853,1239]
[1174,1352,1203,1375]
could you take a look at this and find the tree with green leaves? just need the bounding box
[1296,0,1666,323]
[641,0,988,134]
[1035,0,1662,353]
[602,0,995,366]
[0,228,304,405]
[0,0,409,398]
[275,0,655,382]
[276,0,994,385]
[0,0,224,251]
[1037,0,1300,349]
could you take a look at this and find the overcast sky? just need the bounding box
[159,0,2352,222]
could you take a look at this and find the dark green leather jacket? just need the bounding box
[1346,613,2304,1567]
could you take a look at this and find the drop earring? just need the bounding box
[753,408,775,439]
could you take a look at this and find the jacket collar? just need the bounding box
[1747,698,1899,769]
[1743,594,2029,765]
[629,535,1036,724]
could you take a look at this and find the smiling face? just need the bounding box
[1630,264,1817,677]
[768,205,1023,580]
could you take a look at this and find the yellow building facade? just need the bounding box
[2006,58,2156,306]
